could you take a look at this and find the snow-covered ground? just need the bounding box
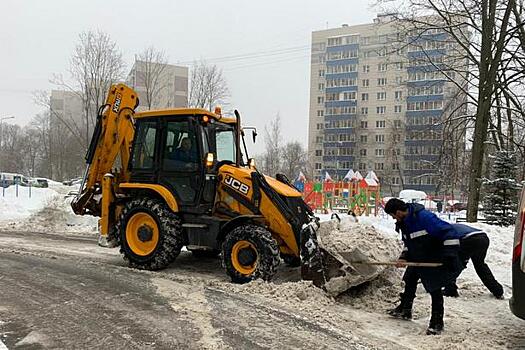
[315,212,518,349]
[0,191,521,349]
[0,182,97,234]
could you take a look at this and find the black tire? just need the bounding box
[191,249,221,259]
[281,254,301,267]
[222,224,280,283]
[116,197,184,270]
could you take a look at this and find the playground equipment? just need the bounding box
[297,170,381,216]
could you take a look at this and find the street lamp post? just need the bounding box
[0,115,15,172]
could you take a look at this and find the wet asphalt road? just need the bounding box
[0,230,375,349]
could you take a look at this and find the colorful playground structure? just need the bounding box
[294,170,381,216]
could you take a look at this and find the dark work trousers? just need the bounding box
[445,233,503,296]
[402,267,444,319]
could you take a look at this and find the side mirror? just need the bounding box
[205,152,214,168]
[252,130,257,143]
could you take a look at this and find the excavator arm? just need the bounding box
[71,84,139,217]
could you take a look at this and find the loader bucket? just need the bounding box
[300,218,387,297]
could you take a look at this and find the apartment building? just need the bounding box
[49,90,84,125]
[308,13,465,193]
[127,60,189,110]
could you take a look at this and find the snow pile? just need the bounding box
[0,183,97,234]
[317,218,402,296]
[0,186,57,223]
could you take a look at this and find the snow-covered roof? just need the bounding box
[343,169,356,181]
[366,170,379,182]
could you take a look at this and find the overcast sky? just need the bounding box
[0,0,376,154]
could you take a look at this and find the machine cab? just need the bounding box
[129,109,239,213]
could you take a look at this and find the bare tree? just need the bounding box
[134,47,169,109]
[189,60,229,110]
[262,114,283,177]
[383,120,406,196]
[52,30,125,149]
[376,0,517,221]
[281,141,307,180]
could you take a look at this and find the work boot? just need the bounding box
[426,314,444,335]
[494,291,504,300]
[388,293,413,320]
[388,304,412,320]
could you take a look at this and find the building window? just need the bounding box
[376,120,386,128]
[394,119,402,128]
[377,92,387,100]
[316,136,323,143]
[395,76,403,84]
[375,134,385,143]
[318,83,324,91]
[392,163,399,170]
[361,121,368,128]
[375,163,384,170]
[375,149,385,156]
[394,105,402,113]
[378,63,388,72]
[407,100,443,111]
[317,96,324,104]
[362,79,369,87]
[315,163,322,170]
[360,149,367,156]
[362,65,370,73]
[376,106,386,114]
[319,69,325,77]
[317,110,324,117]
[394,91,403,100]
[315,150,322,156]
[377,78,387,86]
[361,107,368,115]
[343,91,356,100]
[316,123,323,130]
[361,93,369,101]
[360,135,368,143]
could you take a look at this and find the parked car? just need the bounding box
[511,187,525,319]
[35,178,49,188]
[0,173,29,186]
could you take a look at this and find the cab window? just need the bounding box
[131,121,157,169]
[215,124,236,162]
[163,120,199,172]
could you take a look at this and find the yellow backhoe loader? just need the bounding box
[71,83,360,290]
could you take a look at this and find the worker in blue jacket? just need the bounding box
[442,223,504,298]
[384,198,463,335]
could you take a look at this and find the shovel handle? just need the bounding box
[353,261,443,267]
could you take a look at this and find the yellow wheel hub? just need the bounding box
[231,240,258,275]
[126,212,159,256]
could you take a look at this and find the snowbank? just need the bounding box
[0,186,57,222]
[0,184,97,234]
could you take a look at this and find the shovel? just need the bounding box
[352,261,443,267]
